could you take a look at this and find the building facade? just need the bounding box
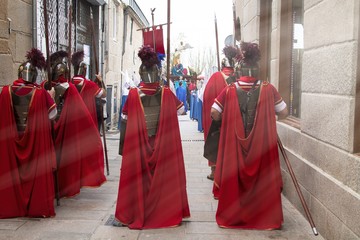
[234,0,360,239]
[0,0,34,86]
[103,0,148,129]
[0,0,148,129]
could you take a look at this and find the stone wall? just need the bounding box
[0,0,32,86]
[235,0,360,239]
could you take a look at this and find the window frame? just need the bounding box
[278,0,302,128]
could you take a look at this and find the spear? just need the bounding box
[214,14,220,71]
[90,6,109,176]
[277,135,318,236]
[43,0,60,206]
[68,2,72,82]
[166,0,171,86]
[232,3,237,46]
[233,3,241,43]
[151,8,156,51]
[43,0,52,91]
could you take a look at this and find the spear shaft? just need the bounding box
[43,0,60,206]
[214,15,220,71]
[43,0,52,90]
[277,135,318,236]
[166,0,171,86]
[68,3,72,81]
[90,7,109,176]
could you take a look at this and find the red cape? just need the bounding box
[53,83,106,198]
[202,71,228,166]
[73,77,101,125]
[214,82,283,229]
[202,72,228,140]
[0,86,56,218]
[115,87,190,229]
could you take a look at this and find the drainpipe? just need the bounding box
[120,6,128,98]
[32,0,37,48]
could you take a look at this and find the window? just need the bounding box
[291,0,304,118]
[279,0,303,120]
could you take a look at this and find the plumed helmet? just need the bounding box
[236,42,261,78]
[72,51,87,76]
[18,48,46,83]
[138,45,160,83]
[221,46,238,68]
[50,50,69,81]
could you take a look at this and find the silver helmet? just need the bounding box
[18,61,37,83]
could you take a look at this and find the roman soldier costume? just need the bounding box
[203,46,238,180]
[115,46,190,229]
[44,50,106,198]
[71,51,105,126]
[0,48,56,218]
[212,42,286,229]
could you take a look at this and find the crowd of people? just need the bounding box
[0,41,289,231]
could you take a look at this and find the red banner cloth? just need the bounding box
[214,82,283,229]
[142,26,165,54]
[0,86,56,218]
[52,83,106,198]
[115,87,190,229]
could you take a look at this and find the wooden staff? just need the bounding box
[166,0,171,86]
[277,135,318,236]
[43,0,52,90]
[90,6,109,176]
[233,3,241,43]
[43,0,60,206]
[68,2,72,82]
[151,8,156,51]
[214,14,220,71]
[232,3,236,46]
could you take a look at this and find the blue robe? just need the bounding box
[176,85,188,112]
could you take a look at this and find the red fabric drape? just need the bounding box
[202,72,227,140]
[202,72,228,167]
[73,77,101,126]
[53,84,105,198]
[115,87,190,229]
[0,86,56,218]
[214,82,283,229]
[142,26,165,54]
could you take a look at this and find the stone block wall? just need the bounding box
[0,0,33,85]
[278,0,360,239]
[235,0,360,238]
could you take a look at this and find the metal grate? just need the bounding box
[181,139,204,142]
[38,0,74,55]
[104,214,115,226]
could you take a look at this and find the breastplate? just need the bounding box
[237,86,260,137]
[140,90,162,136]
[54,84,67,120]
[12,90,34,133]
